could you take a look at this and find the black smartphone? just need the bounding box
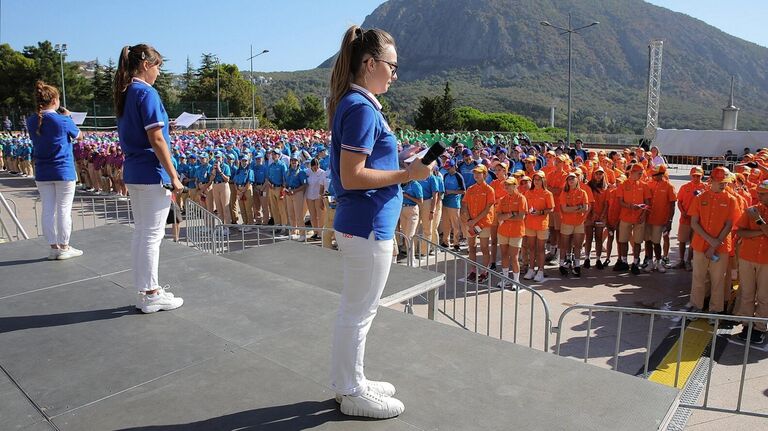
[421,141,447,166]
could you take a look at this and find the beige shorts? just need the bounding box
[525,228,550,240]
[477,226,491,239]
[560,223,585,235]
[645,224,665,244]
[498,234,523,247]
[618,221,646,244]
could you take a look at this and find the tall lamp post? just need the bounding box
[54,43,68,107]
[214,55,220,125]
[540,15,598,146]
[247,47,269,129]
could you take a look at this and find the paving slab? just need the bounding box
[0,369,46,430]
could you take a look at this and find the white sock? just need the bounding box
[512,272,520,282]
[574,258,581,267]
[502,268,509,277]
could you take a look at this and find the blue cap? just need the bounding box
[255,151,264,158]
[200,152,209,158]
[240,156,249,161]
[444,159,456,167]
[462,148,472,156]
[189,154,197,159]
[227,153,236,160]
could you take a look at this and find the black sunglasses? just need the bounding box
[375,58,398,76]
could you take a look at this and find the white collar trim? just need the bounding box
[350,84,382,110]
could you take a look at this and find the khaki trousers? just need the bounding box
[440,206,461,246]
[211,182,231,224]
[252,186,268,224]
[286,190,306,232]
[323,203,337,249]
[736,259,768,332]
[416,199,433,254]
[238,185,255,225]
[431,199,443,246]
[399,205,419,256]
[228,183,239,223]
[268,187,288,226]
[691,250,729,313]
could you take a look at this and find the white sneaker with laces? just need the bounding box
[335,380,395,403]
[339,387,404,419]
[140,287,183,314]
[644,260,655,273]
[656,259,666,273]
[533,271,545,283]
[57,246,83,260]
[48,248,61,260]
[136,286,177,310]
[523,268,536,280]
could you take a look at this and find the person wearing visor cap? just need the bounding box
[734,180,768,344]
[614,163,652,274]
[676,166,707,270]
[227,153,240,224]
[643,165,676,273]
[233,156,255,228]
[196,152,213,211]
[461,164,495,283]
[495,176,527,285]
[251,151,270,225]
[208,152,232,224]
[440,158,465,251]
[688,166,740,314]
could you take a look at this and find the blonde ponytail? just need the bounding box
[33,81,60,136]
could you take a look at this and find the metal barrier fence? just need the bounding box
[184,200,226,254]
[554,304,768,418]
[0,192,29,241]
[410,234,552,352]
[32,195,133,237]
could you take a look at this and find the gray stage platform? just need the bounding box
[224,241,445,306]
[0,225,679,430]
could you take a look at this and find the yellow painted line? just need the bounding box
[649,319,713,389]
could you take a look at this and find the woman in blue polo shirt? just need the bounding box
[327,26,432,419]
[114,44,183,314]
[285,155,308,240]
[27,81,83,260]
[441,159,466,251]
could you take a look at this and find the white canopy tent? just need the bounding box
[654,129,768,157]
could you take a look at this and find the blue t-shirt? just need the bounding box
[442,171,466,209]
[233,166,254,186]
[458,159,479,187]
[117,78,171,184]
[286,167,308,189]
[402,180,423,206]
[196,163,211,184]
[251,162,268,184]
[27,112,79,181]
[417,177,434,200]
[330,88,402,240]
[267,160,288,186]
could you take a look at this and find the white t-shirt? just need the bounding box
[306,168,326,200]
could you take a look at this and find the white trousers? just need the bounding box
[330,231,394,396]
[127,184,170,292]
[36,180,76,246]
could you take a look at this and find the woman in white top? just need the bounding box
[305,158,326,240]
[649,146,666,169]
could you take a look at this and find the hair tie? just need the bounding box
[354,27,364,39]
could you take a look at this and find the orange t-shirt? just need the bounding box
[677,180,707,225]
[589,187,609,222]
[687,190,740,254]
[524,188,554,231]
[546,168,568,209]
[462,182,496,228]
[607,187,622,226]
[490,178,509,204]
[497,192,528,238]
[617,179,652,223]
[647,179,677,226]
[736,205,768,264]
[559,186,590,226]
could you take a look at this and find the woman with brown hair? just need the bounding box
[114,44,183,314]
[27,81,83,260]
[327,25,432,419]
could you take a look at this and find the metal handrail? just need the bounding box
[555,304,768,417]
[184,199,225,254]
[0,192,29,240]
[411,234,552,352]
[32,195,133,236]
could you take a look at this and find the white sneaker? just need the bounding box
[140,288,183,314]
[656,259,667,273]
[298,234,306,241]
[339,387,404,419]
[523,268,536,280]
[136,286,176,310]
[335,380,395,403]
[57,246,83,260]
[644,260,655,273]
[533,271,545,283]
[47,248,61,260]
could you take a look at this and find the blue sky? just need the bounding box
[1,0,766,74]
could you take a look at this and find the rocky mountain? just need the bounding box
[266,0,768,133]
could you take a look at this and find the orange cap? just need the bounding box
[690,166,704,176]
[652,164,667,175]
[710,166,734,182]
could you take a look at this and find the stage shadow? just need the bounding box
[0,257,49,266]
[0,306,135,333]
[113,399,376,430]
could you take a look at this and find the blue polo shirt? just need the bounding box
[417,176,434,200]
[330,86,402,240]
[233,166,254,186]
[211,161,231,183]
[267,159,288,186]
[442,171,466,209]
[26,111,79,181]
[251,162,268,184]
[196,163,211,184]
[117,78,171,184]
[402,180,423,206]
[285,166,308,189]
[458,159,479,187]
